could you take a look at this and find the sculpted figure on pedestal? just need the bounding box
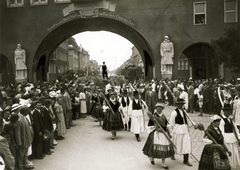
[160,35,174,74]
[14,44,27,79]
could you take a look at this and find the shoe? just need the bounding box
[24,165,34,169]
[162,165,169,169]
[50,146,55,149]
[70,123,76,127]
[150,161,155,165]
[57,136,64,140]
[198,114,203,117]
[53,140,58,145]
[184,161,193,166]
[171,156,176,160]
[137,138,141,142]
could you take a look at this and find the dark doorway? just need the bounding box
[0,55,14,84]
[36,55,47,81]
[182,43,217,80]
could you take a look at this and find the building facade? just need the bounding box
[0,0,239,83]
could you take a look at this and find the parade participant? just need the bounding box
[102,92,124,140]
[219,104,240,169]
[128,91,147,142]
[169,98,197,167]
[199,114,231,170]
[119,89,131,131]
[143,103,174,169]
[177,84,189,111]
[91,88,104,125]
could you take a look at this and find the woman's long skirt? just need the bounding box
[102,110,124,131]
[143,130,174,159]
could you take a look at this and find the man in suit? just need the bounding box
[31,100,45,159]
[145,86,158,114]
[15,106,34,170]
[41,99,54,155]
[102,62,108,79]
[0,135,15,170]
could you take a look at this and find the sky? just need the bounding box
[73,31,134,71]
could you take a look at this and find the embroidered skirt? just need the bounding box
[91,103,104,119]
[199,144,231,170]
[143,130,174,159]
[102,110,124,131]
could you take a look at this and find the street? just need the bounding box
[32,106,213,170]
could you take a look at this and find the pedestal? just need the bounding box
[161,73,172,79]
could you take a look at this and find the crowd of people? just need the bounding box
[0,75,240,170]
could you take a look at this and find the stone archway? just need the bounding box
[181,43,218,80]
[0,54,14,84]
[33,17,154,81]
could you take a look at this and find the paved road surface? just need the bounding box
[32,106,215,170]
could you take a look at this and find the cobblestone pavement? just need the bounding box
[31,105,226,170]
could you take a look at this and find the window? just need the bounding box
[178,59,189,70]
[194,2,207,25]
[224,0,238,22]
[55,0,71,3]
[7,0,24,7]
[30,0,48,5]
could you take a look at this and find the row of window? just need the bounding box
[7,0,70,7]
[194,0,238,24]
[7,0,238,24]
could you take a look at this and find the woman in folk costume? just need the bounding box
[128,90,147,142]
[91,87,104,125]
[102,92,124,140]
[119,89,131,131]
[219,104,240,169]
[143,103,174,169]
[199,114,231,170]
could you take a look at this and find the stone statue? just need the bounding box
[14,44,27,81]
[160,35,174,74]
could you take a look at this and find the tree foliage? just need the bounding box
[211,26,240,73]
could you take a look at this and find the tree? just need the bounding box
[211,26,240,73]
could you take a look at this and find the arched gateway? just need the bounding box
[34,17,154,82]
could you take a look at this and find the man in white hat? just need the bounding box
[14,106,34,170]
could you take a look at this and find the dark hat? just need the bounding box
[45,99,52,105]
[155,103,164,109]
[176,98,186,104]
[122,89,128,94]
[222,103,232,111]
[133,91,139,96]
